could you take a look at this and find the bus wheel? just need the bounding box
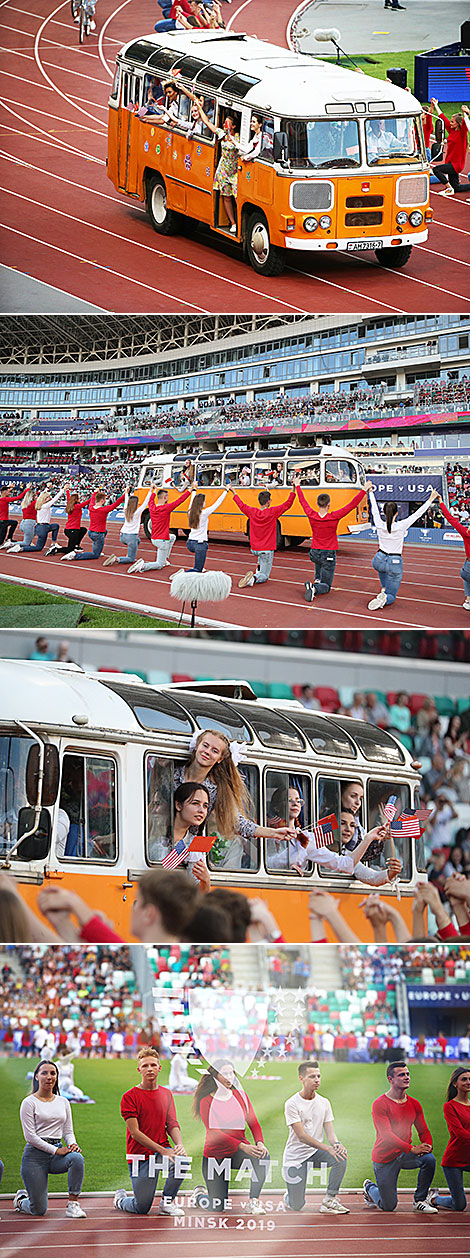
[375,244,412,269]
[146,174,178,235]
[246,213,285,276]
[142,510,151,541]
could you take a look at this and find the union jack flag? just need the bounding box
[162,839,188,870]
[308,813,337,848]
[383,795,398,822]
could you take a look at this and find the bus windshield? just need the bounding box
[281,118,361,169]
[0,733,34,858]
[365,116,422,165]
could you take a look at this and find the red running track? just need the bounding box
[0,0,469,313]
[1,524,468,629]
[1,1193,469,1258]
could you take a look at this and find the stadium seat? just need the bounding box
[125,669,148,683]
[171,673,195,683]
[267,682,294,699]
[409,694,428,716]
[249,680,269,697]
[292,684,304,701]
[386,692,398,706]
[339,686,355,708]
[147,670,172,685]
[434,695,457,717]
[457,697,470,713]
[314,686,340,711]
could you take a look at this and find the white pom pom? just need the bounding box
[170,569,232,603]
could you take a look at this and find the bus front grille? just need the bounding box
[345,196,384,208]
[291,181,333,211]
[345,211,383,226]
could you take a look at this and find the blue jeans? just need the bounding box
[202,1149,270,1211]
[369,1151,436,1211]
[309,548,337,595]
[75,530,106,559]
[186,538,208,572]
[118,532,140,563]
[119,1155,186,1214]
[460,559,470,598]
[372,551,403,604]
[142,534,176,570]
[21,521,59,552]
[433,1164,469,1211]
[252,549,274,583]
[285,1149,347,1210]
[21,519,36,547]
[20,1142,85,1215]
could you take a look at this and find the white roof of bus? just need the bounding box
[0,660,142,733]
[119,31,421,117]
[142,444,351,461]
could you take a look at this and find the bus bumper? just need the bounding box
[283,230,428,251]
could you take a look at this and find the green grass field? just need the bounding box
[0,582,175,628]
[0,1058,453,1196]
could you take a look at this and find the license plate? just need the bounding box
[347,240,383,251]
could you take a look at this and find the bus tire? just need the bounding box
[288,536,307,549]
[245,212,285,276]
[146,174,178,235]
[142,509,151,541]
[276,521,284,550]
[375,244,412,269]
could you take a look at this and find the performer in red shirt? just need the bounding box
[129,484,192,574]
[191,1059,269,1213]
[64,490,126,562]
[430,100,470,195]
[231,484,295,587]
[363,1061,437,1212]
[294,474,370,602]
[436,496,470,611]
[431,1066,470,1211]
[0,484,27,548]
[115,1047,187,1216]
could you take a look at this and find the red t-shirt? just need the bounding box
[88,493,125,532]
[441,1099,470,1168]
[22,499,37,520]
[371,1094,432,1164]
[422,114,433,146]
[438,503,470,559]
[232,491,295,552]
[0,490,26,521]
[121,1085,178,1159]
[148,489,190,541]
[199,1086,263,1157]
[66,491,91,530]
[296,486,366,551]
[440,113,469,174]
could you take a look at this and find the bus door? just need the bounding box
[118,70,142,194]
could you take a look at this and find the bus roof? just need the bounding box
[118,31,421,118]
[142,444,346,462]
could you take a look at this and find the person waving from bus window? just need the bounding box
[184,485,228,572]
[240,114,263,163]
[0,482,28,548]
[293,474,369,604]
[366,485,439,610]
[129,481,194,575]
[63,487,126,562]
[102,487,152,568]
[162,73,202,130]
[173,729,296,859]
[231,481,295,587]
[195,108,242,233]
[435,494,470,611]
[430,101,470,196]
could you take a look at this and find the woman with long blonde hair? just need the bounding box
[9,484,65,554]
[102,486,151,568]
[186,487,228,571]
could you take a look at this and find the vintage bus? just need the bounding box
[135,443,369,545]
[107,30,432,275]
[1,662,425,942]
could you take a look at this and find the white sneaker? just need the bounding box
[65,1201,87,1219]
[46,544,59,556]
[320,1196,349,1214]
[114,1188,128,1210]
[6,543,21,553]
[245,1199,265,1214]
[89,19,96,30]
[103,554,116,567]
[368,589,387,610]
[413,1199,438,1214]
[129,559,144,574]
[14,1189,27,1211]
[463,597,470,610]
[0,540,13,548]
[62,550,77,561]
[363,1179,377,1207]
[158,1199,184,1217]
[229,223,237,234]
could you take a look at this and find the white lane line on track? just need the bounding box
[0,66,109,111]
[431,220,470,236]
[0,103,104,163]
[0,223,212,310]
[288,265,406,313]
[0,43,111,88]
[34,1,112,126]
[226,0,255,32]
[0,94,105,133]
[416,245,470,269]
[0,186,315,313]
[98,0,134,78]
[349,251,470,306]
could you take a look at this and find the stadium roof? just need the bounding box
[0,315,316,367]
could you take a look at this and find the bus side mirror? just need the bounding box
[273,131,289,165]
[26,745,60,807]
[16,807,51,862]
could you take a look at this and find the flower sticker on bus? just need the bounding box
[196,145,202,156]
[205,166,210,178]
[184,155,192,171]
[166,135,172,147]
[144,141,149,152]
[173,150,178,161]
[156,144,160,154]
[150,128,155,137]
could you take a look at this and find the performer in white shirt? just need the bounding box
[283,1060,348,1213]
[366,486,439,609]
[14,1061,86,1218]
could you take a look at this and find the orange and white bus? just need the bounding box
[1,663,424,942]
[107,29,432,275]
[136,443,369,546]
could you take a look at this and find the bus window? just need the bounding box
[0,732,35,858]
[259,115,274,161]
[176,694,252,745]
[331,718,406,765]
[324,459,358,483]
[198,465,222,486]
[188,95,216,141]
[226,461,252,487]
[317,777,342,866]
[143,74,164,113]
[208,764,259,873]
[365,116,422,165]
[146,755,173,865]
[293,711,357,760]
[230,701,305,752]
[265,771,312,874]
[281,118,361,170]
[414,787,427,873]
[58,753,117,863]
[288,460,320,486]
[101,681,193,736]
[367,779,412,880]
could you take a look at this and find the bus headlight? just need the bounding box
[304,216,318,232]
[396,211,409,226]
[319,215,331,229]
[409,210,423,227]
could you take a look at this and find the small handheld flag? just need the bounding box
[162,839,189,869]
[383,795,398,822]
[306,813,338,848]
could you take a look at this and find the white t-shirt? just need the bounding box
[20,1094,76,1154]
[188,489,228,542]
[283,1091,334,1167]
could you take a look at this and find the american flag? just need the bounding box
[383,795,398,822]
[391,814,422,837]
[402,807,432,825]
[162,839,188,869]
[308,813,337,848]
